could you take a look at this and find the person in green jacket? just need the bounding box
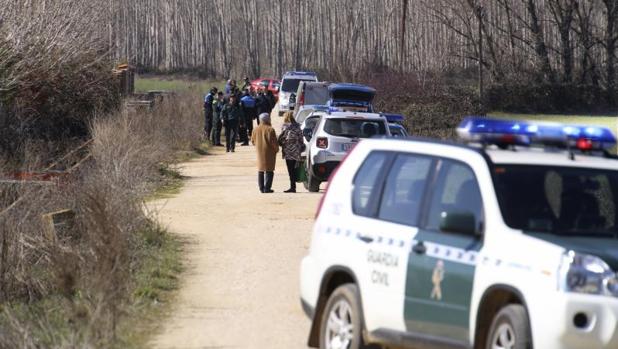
[221,94,245,153]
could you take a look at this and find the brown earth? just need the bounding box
[150,106,319,349]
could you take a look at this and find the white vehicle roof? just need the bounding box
[321,111,386,120]
[282,71,317,79]
[359,138,618,171]
[485,146,618,170]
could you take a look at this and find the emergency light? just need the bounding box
[457,117,617,151]
[380,113,405,123]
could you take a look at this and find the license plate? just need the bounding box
[341,143,354,151]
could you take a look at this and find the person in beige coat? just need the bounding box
[251,113,279,193]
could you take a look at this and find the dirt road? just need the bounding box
[150,108,319,349]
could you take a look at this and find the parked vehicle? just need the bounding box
[327,83,376,113]
[389,123,409,137]
[299,109,327,158]
[381,113,408,137]
[303,111,390,192]
[294,81,330,117]
[278,71,318,116]
[295,105,329,124]
[300,117,618,349]
[250,78,280,98]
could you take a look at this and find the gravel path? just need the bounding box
[150,107,317,349]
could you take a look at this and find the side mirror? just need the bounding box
[439,211,480,236]
[303,128,313,141]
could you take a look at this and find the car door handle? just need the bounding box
[357,234,374,244]
[412,241,426,255]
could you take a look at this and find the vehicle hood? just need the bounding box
[528,232,618,270]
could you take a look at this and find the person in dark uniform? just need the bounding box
[203,87,217,139]
[211,91,225,146]
[221,94,244,153]
[240,90,257,146]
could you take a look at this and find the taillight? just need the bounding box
[576,138,594,151]
[299,93,305,106]
[316,137,328,149]
[315,142,359,219]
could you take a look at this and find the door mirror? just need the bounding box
[439,211,480,236]
[303,128,313,141]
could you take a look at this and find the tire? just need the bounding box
[306,172,321,192]
[485,304,532,349]
[319,284,371,349]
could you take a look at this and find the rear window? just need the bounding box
[282,78,315,92]
[260,80,270,87]
[323,119,387,138]
[305,85,330,105]
[331,90,375,102]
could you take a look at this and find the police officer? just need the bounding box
[256,90,271,125]
[211,91,225,147]
[240,90,257,146]
[204,87,217,139]
[221,94,244,153]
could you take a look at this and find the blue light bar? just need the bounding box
[457,117,617,150]
[380,113,405,123]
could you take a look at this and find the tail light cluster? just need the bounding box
[316,137,328,149]
[314,142,359,219]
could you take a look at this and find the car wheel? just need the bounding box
[306,172,321,192]
[319,284,370,349]
[485,304,532,349]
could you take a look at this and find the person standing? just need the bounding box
[211,91,225,146]
[221,94,244,153]
[251,113,279,193]
[204,87,217,139]
[240,90,257,146]
[256,90,271,125]
[266,90,276,111]
[278,112,304,193]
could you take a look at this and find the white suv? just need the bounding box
[300,117,618,349]
[278,71,318,116]
[304,112,390,192]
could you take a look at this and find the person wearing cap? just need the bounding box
[251,113,279,193]
[221,94,244,153]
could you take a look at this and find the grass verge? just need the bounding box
[136,75,226,93]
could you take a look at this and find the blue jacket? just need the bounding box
[241,95,256,109]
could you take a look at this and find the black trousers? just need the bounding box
[258,171,274,192]
[286,160,297,190]
[204,108,213,136]
[225,120,238,151]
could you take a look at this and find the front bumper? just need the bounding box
[530,292,618,348]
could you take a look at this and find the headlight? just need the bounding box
[558,251,618,297]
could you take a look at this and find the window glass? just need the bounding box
[323,119,387,138]
[378,155,432,226]
[426,161,483,232]
[353,152,388,217]
[494,165,618,236]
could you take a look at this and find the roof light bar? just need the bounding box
[457,117,617,151]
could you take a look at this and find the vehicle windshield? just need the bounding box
[323,118,387,138]
[493,165,618,237]
[282,78,314,92]
[389,125,405,137]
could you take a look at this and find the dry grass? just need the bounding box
[0,90,203,348]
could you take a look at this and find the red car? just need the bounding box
[250,78,280,97]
